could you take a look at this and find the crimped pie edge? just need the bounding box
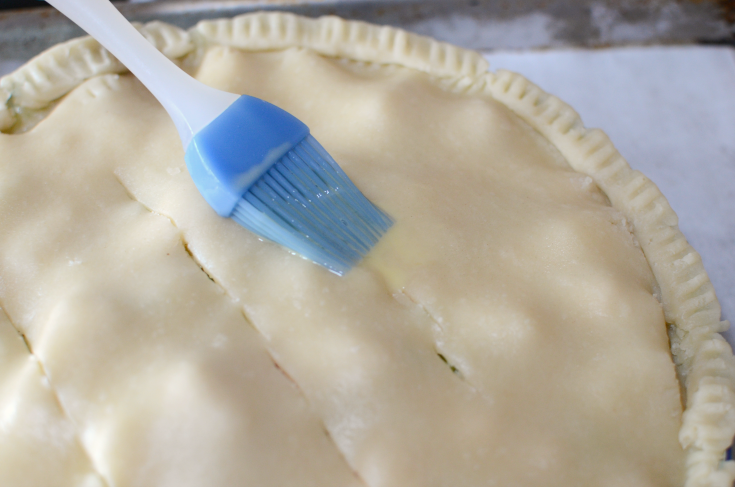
[0,11,733,487]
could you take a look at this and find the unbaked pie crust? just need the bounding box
[0,12,733,487]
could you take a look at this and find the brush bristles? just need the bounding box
[231,135,393,275]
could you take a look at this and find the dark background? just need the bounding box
[0,0,129,9]
[2,0,56,8]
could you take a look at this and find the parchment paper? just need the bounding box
[485,46,735,349]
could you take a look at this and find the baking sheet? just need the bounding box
[2,0,734,63]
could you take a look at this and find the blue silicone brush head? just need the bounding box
[185,96,393,275]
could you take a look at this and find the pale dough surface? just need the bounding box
[0,41,688,486]
[0,307,104,487]
[0,72,361,487]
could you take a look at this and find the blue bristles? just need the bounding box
[231,135,393,275]
[183,96,393,274]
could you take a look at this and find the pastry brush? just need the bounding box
[46,0,393,275]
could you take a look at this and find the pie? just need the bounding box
[0,12,733,487]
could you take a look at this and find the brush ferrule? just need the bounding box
[184,95,309,216]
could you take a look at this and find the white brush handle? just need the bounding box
[45,0,239,148]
